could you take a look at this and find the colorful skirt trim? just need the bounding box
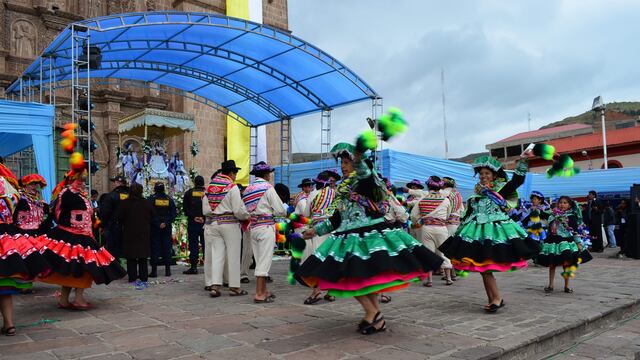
[0,233,50,279]
[439,219,540,274]
[295,228,443,297]
[36,228,126,286]
[451,258,528,273]
[0,276,33,295]
[535,235,593,269]
[328,278,422,298]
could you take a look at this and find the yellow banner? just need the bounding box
[226,0,251,185]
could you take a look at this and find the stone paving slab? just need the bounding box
[0,248,639,359]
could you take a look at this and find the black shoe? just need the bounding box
[149,267,157,278]
[165,266,171,277]
[223,282,229,287]
[183,267,198,275]
[241,277,250,284]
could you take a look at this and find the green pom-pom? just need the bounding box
[355,129,378,153]
[287,271,296,285]
[547,154,580,178]
[455,270,469,278]
[289,234,306,259]
[378,107,408,141]
[533,143,556,161]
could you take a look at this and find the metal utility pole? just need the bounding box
[441,68,449,159]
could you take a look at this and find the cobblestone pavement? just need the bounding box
[532,309,640,360]
[1,248,639,360]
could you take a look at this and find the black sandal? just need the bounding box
[380,294,391,303]
[1,326,16,336]
[358,312,382,333]
[304,293,322,305]
[361,318,387,335]
[484,299,504,313]
[204,286,213,291]
[323,294,336,302]
[564,287,574,293]
[254,296,274,304]
[544,286,554,293]
[229,288,248,296]
[209,289,221,298]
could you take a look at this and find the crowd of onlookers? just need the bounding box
[582,190,639,256]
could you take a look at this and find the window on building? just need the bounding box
[506,144,522,157]
[490,147,505,158]
[4,147,37,178]
[615,121,635,130]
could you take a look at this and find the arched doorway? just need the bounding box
[601,160,623,169]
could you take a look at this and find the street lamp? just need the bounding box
[581,150,593,170]
[591,96,608,169]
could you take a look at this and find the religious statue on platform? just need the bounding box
[148,141,169,179]
[119,143,139,184]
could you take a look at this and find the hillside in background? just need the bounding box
[541,101,640,129]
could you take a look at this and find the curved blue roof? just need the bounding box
[6,11,379,126]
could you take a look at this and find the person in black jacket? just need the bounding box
[118,183,155,283]
[586,191,604,252]
[182,175,206,275]
[148,182,177,277]
[100,175,129,261]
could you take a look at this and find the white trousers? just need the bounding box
[446,224,459,237]
[204,223,238,287]
[419,225,452,269]
[301,233,329,263]
[241,229,253,279]
[251,225,275,277]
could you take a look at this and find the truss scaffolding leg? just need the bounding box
[279,119,291,186]
[71,24,94,192]
[320,109,332,171]
[371,97,384,172]
[250,126,258,174]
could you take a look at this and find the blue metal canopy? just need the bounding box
[5,11,379,126]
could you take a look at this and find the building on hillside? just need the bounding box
[0,0,288,194]
[528,126,640,172]
[486,116,640,172]
[485,124,594,169]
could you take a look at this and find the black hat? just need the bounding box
[297,178,314,188]
[194,175,205,187]
[110,175,126,184]
[250,161,275,176]
[219,160,241,172]
[324,169,341,180]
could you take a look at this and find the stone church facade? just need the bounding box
[0,0,289,194]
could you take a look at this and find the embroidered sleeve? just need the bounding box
[514,158,529,176]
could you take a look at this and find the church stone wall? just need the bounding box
[1,0,289,194]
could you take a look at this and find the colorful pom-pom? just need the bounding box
[533,143,556,161]
[69,152,86,172]
[60,138,76,154]
[289,233,306,260]
[355,129,378,153]
[377,107,408,141]
[63,123,78,131]
[288,213,310,225]
[547,154,580,178]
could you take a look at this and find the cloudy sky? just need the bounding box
[287,0,640,159]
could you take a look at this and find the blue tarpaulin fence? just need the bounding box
[276,149,639,201]
[0,100,56,201]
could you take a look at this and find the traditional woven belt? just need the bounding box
[250,214,275,229]
[214,213,238,225]
[421,217,446,226]
[446,215,460,225]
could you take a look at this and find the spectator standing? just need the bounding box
[148,182,177,277]
[603,201,617,248]
[585,191,604,252]
[182,175,206,275]
[118,183,154,283]
[100,176,130,261]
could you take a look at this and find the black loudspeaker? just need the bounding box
[631,184,640,214]
[623,213,640,259]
